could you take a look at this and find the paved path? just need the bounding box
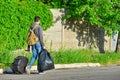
[0,65,120,80]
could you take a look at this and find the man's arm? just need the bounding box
[38,27,45,48]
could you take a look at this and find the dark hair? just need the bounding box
[34,16,40,22]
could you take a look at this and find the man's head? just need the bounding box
[34,16,40,24]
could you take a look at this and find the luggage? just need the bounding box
[37,49,55,72]
[11,56,28,74]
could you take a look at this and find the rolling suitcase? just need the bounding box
[37,49,55,72]
[11,56,28,74]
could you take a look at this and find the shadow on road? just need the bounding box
[3,68,39,75]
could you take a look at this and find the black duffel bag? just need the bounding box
[11,56,28,74]
[37,49,55,72]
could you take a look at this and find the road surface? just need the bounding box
[0,65,120,80]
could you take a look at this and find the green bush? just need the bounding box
[0,50,13,68]
[0,1,53,53]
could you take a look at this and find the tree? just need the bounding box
[59,0,120,53]
[62,0,120,34]
[39,0,120,32]
[37,0,120,52]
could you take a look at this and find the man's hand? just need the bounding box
[43,46,46,49]
[25,48,30,52]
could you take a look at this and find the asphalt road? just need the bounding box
[0,65,120,80]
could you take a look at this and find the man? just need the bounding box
[26,16,45,74]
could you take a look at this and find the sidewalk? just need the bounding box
[0,63,101,74]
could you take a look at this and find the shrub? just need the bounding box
[0,50,13,68]
[0,1,53,53]
[0,1,53,66]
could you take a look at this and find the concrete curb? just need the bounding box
[0,63,101,74]
[30,63,100,71]
[54,63,101,69]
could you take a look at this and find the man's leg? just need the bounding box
[26,44,37,74]
[29,44,38,68]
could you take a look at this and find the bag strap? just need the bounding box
[31,24,38,31]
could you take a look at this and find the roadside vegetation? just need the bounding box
[51,49,120,65]
[0,49,120,68]
[0,0,53,56]
[0,0,53,68]
[0,0,120,68]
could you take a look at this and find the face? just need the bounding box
[36,20,40,24]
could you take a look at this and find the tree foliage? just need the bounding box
[62,0,120,34]
[40,0,120,34]
[60,0,120,52]
[39,0,120,52]
[0,0,53,53]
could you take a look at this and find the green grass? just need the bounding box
[51,49,120,65]
[0,49,120,68]
[0,49,14,68]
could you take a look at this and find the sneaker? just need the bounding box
[38,72,46,74]
[26,66,31,74]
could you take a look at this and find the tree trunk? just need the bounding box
[116,33,120,52]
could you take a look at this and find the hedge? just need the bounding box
[0,0,53,64]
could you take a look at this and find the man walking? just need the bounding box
[26,16,45,74]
